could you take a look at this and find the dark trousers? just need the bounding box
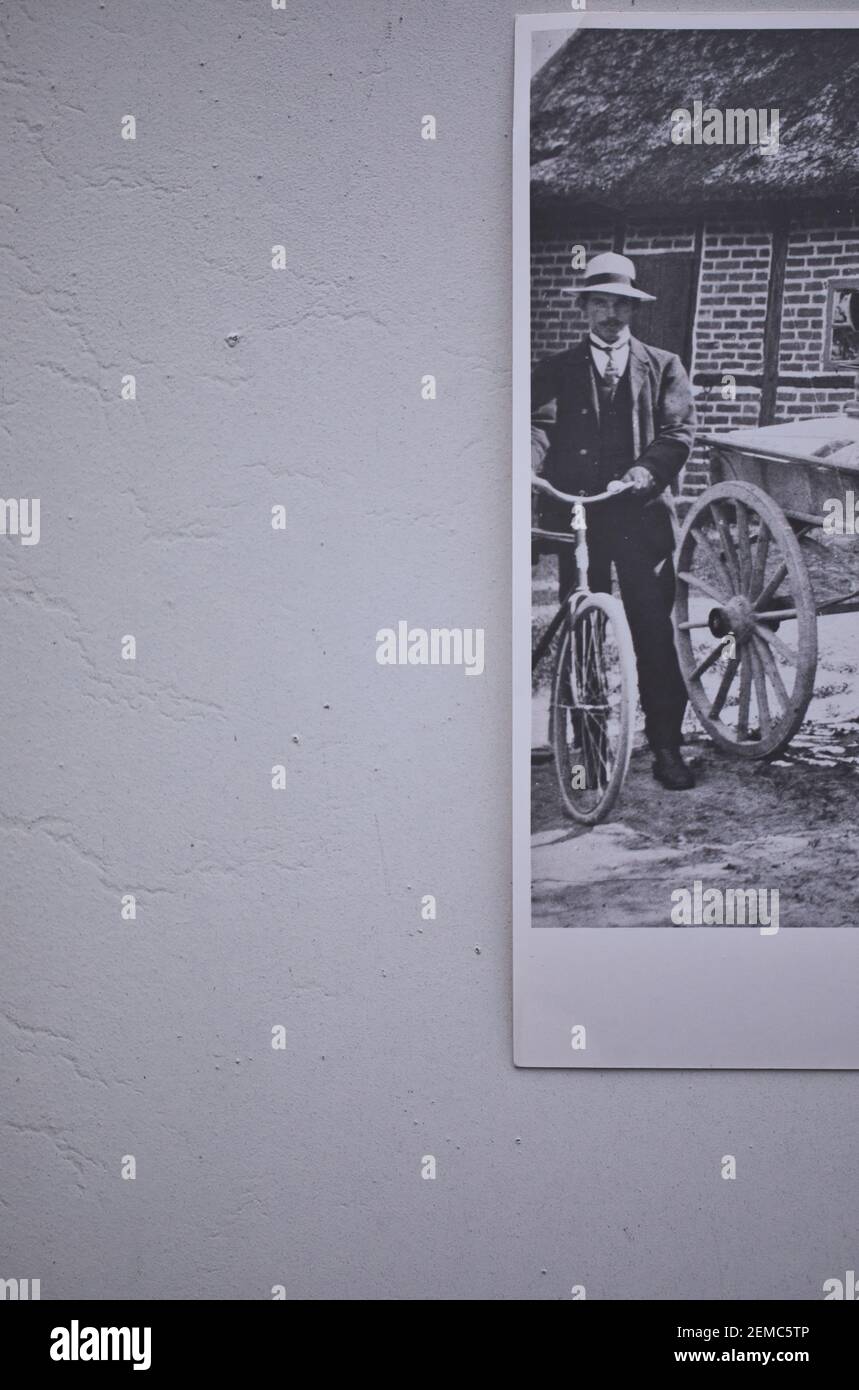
[557,505,688,750]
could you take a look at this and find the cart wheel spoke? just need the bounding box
[752,634,790,711]
[691,642,727,681]
[748,641,772,737]
[708,656,739,719]
[753,622,798,666]
[709,501,743,591]
[677,570,728,604]
[748,524,771,603]
[754,562,788,612]
[735,501,752,591]
[690,524,734,598]
[737,653,752,739]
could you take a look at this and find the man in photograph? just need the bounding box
[531,251,697,790]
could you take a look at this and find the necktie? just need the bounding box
[601,344,620,396]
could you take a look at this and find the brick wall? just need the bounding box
[686,388,761,492]
[777,211,859,422]
[775,386,851,419]
[681,223,769,488]
[693,222,771,378]
[530,220,614,364]
[624,220,696,254]
[781,210,859,373]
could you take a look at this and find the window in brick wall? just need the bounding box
[824,278,859,370]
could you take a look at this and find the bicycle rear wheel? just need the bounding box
[549,593,636,825]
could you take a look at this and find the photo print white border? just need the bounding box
[513,10,859,1068]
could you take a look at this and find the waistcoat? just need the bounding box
[594,361,635,486]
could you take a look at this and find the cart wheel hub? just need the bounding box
[708,595,755,643]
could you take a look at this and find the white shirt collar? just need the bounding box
[589,327,631,352]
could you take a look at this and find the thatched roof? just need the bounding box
[531,28,859,214]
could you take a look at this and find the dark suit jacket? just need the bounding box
[531,335,697,560]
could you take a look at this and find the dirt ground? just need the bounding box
[531,608,859,929]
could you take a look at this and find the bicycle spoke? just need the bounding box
[577,614,612,789]
[581,710,611,784]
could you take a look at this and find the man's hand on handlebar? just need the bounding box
[619,465,656,495]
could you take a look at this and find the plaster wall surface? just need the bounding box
[0,0,854,1299]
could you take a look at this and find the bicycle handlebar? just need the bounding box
[531,475,633,505]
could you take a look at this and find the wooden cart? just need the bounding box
[674,414,859,758]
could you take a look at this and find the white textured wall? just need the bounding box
[1,0,854,1300]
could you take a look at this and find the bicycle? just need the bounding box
[531,476,638,825]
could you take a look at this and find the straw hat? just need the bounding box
[566,251,656,301]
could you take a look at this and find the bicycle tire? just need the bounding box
[549,592,636,826]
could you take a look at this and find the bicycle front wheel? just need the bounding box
[549,593,636,825]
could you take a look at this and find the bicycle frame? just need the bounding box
[531,477,631,671]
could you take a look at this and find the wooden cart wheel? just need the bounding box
[674,480,817,758]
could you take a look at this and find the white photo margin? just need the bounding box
[513,9,859,1067]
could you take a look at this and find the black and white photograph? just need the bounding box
[513,12,859,1066]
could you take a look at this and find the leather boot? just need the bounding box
[652,747,696,790]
